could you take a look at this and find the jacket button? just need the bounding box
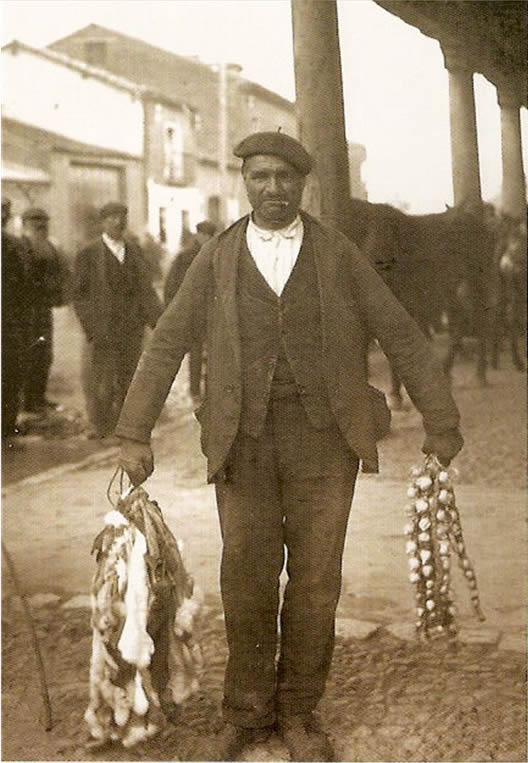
[226,385,234,393]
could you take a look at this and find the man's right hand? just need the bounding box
[119,437,154,486]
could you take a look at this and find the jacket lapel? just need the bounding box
[213,217,248,371]
[302,213,335,360]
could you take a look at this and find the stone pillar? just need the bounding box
[496,79,526,219]
[442,45,482,208]
[291,0,350,229]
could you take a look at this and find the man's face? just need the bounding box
[23,219,49,243]
[102,213,127,240]
[242,154,306,230]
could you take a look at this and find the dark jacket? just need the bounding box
[116,212,460,480]
[21,236,71,339]
[163,238,201,306]
[2,231,29,347]
[73,236,163,346]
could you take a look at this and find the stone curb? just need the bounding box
[17,596,525,654]
[1,411,192,495]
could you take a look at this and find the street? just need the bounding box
[1,307,526,761]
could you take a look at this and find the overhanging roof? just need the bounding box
[374,1,527,105]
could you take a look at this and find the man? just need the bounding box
[20,207,70,413]
[164,220,217,404]
[72,201,163,441]
[1,199,29,448]
[116,132,463,761]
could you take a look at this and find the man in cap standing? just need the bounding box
[20,206,71,413]
[116,132,463,760]
[72,202,162,441]
[2,199,29,447]
[164,219,217,405]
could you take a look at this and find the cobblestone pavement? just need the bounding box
[1,590,525,762]
[1,335,526,762]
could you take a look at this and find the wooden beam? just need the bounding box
[291,0,350,230]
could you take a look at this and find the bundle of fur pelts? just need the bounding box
[85,485,203,748]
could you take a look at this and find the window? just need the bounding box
[163,122,184,184]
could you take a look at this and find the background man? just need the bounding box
[116,132,463,761]
[20,207,70,414]
[72,201,162,441]
[1,199,28,448]
[164,219,217,405]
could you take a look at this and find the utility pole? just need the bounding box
[291,0,350,231]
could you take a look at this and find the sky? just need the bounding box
[1,0,527,213]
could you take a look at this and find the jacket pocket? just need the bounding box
[368,385,391,441]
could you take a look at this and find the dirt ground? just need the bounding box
[1,307,526,762]
[2,590,525,763]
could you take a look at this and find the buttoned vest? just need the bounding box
[237,229,334,438]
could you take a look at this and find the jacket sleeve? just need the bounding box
[344,239,461,438]
[72,248,97,342]
[128,242,163,329]
[115,247,211,442]
[46,246,72,307]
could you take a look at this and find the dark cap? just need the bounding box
[196,220,217,236]
[100,201,128,220]
[233,131,313,176]
[22,207,50,222]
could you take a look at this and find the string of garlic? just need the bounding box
[404,454,485,641]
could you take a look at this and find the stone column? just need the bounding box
[442,45,482,208]
[291,0,350,229]
[496,78,526,219]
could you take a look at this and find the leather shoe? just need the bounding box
[279,713,334,762]
[211,722,269,761]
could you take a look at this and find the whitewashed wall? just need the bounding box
[1,48,143,157]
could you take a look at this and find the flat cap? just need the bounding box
[234,131,313,175]
[22,207,49,222]
[196,220,217,236]
[100,201,128,220]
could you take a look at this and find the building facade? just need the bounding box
[1,40,200,255]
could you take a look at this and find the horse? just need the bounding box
[343,198,495,409]
[490,215,527,371]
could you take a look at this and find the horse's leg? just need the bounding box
[387,366,403,410]
[472,279,489,386]
[442,304,459,381]
[511,287,526,371]
[491,302,500,370]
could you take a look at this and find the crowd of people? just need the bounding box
[1,200,70,449]
[1,194,216,451]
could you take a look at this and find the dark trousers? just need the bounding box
[215,394,359,728]
[24,324,53,410]
[81,334,143,436]
[2,344,24,437]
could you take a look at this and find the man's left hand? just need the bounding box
[422,429,464,467]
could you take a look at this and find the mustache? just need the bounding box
[262,198,289,205]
